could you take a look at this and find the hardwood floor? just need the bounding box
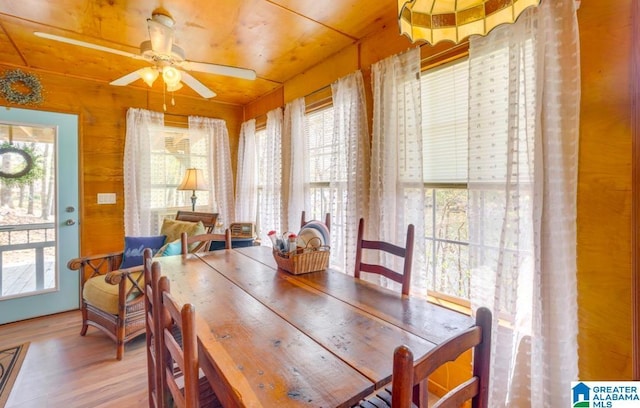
[0,310,148,407]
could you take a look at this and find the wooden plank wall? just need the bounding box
[0,65,243,256]
[577,0,633,379]
[245,0,636,381]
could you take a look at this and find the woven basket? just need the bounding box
[272,246,330,275]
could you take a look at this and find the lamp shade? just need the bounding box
[398,0,541,45]
[177,168,207,191]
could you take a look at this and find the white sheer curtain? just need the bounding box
[330,71,370,273]
[370,48,427,292]
[284,97,308,232]
[235,119,257,222]
[188,116,234,228]
[467,1,580,406]
[258,108,283,245]
[123,108,164,236]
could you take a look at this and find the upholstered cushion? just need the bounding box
[161,239,183,256]
[119,235,166,269]
[159,218,206,252]
[82,271,144,315]
[160,218,205,243]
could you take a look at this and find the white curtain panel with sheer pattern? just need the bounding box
[285,97,308,233]
[188,116,234,228]
[258,108,284,245]
[235,119,258,223]
[123,108,164,236]
[370,47,427,292]
[467,1,580,406]
[329,70,371,274]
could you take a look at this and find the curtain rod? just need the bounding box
[419,41,469,64]
[305,84,331,98]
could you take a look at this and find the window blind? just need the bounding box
[421,58,469,184]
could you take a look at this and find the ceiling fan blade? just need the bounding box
[180,71,216,98]
[34,32,144,60]
[110,70,143,86]
[181,61,256,81]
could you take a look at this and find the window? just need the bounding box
[421,57,470,302]
[305,106,335,220]
[253,105,340,258]
[148,126,212,231]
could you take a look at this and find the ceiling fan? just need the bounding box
[34,8,256,101]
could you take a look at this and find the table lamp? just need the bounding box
[177,168,207,211]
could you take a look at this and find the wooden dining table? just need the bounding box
[153,245,473,408]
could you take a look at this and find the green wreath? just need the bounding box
[0,70,43,105]
[0,144,37,181]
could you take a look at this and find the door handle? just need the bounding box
[65,219,76,226]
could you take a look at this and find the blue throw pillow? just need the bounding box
[120,235,166,269]
[161,239,183,256]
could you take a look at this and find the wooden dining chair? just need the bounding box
[354,218,415,296]
[301,210,331,231]
[143,249,162,408]
[180,230,232,254]
[357,307,492,408]
[156,272,221,408]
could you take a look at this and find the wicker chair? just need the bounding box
[67,211,217,360]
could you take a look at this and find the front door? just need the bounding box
[0,107,79,324]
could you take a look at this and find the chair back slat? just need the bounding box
[354,218,415,296]
[412,326,482,378]
[431,379,479,408]
[181,230,232,254]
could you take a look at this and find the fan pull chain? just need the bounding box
[162,83,167,111]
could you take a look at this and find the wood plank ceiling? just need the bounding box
[0,0,399,106]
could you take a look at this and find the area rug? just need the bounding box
[0,342,29,407]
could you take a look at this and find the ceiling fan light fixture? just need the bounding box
[166,82,183,92]
[162,66,182,87]
[37,8,242,102]
[138,67,158,87]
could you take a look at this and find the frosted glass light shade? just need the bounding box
[162,66,182,87]
[138,67,159,87]
[398,0,541,45]
[166,82,183,92]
